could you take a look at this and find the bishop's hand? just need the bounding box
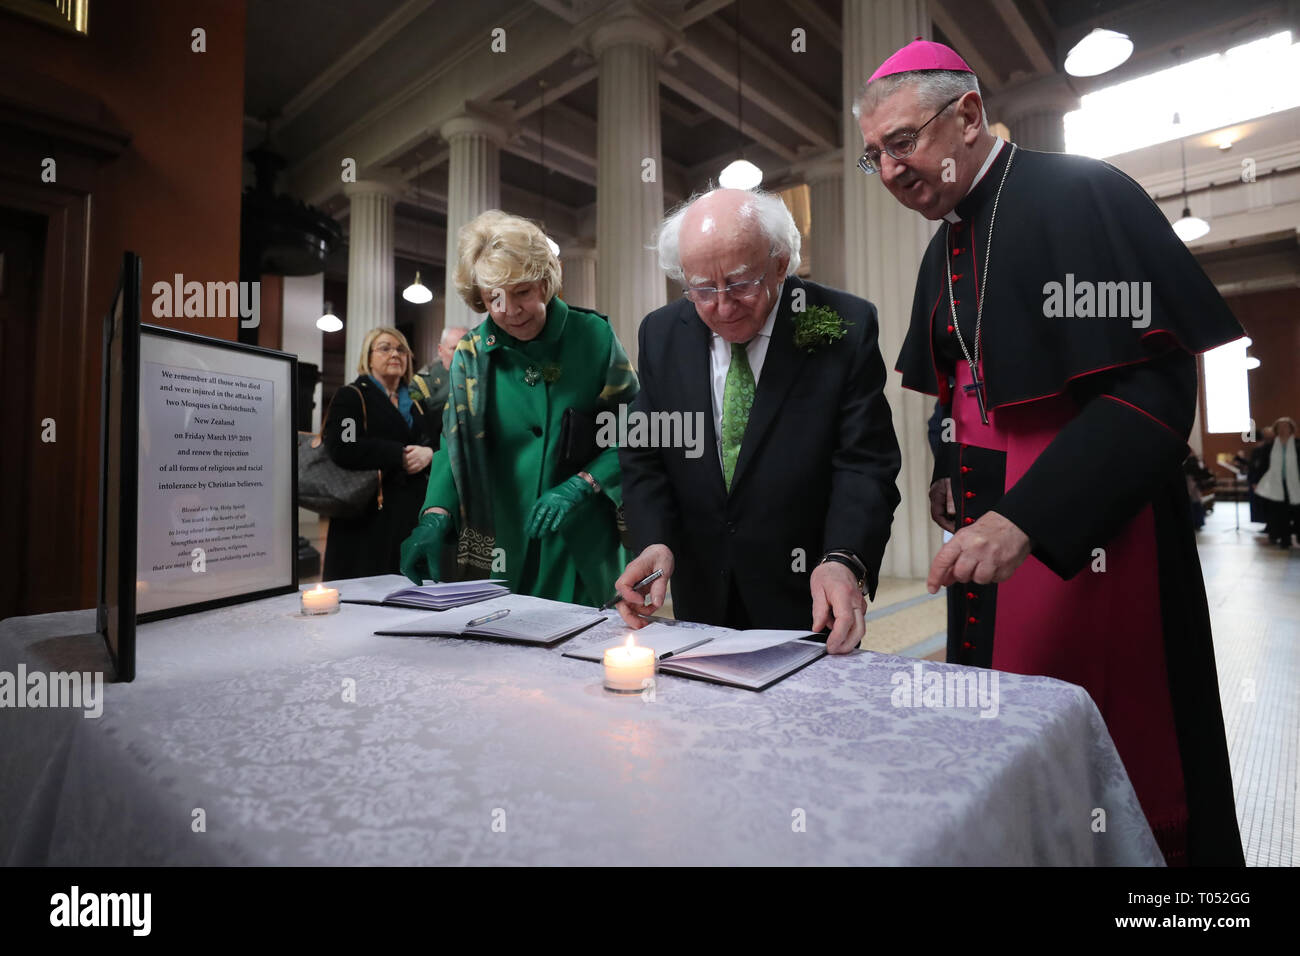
[926,510,1031,593]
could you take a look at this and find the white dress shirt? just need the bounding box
[708,282,783,467]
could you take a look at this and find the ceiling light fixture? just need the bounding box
[1065,27,1133,77]
[1172,134,1210,242]
[317,302,343,333]
[402,151,434,304]
[720,0,762,189]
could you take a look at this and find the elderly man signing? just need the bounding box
[856,38,1244,865]
[615,188,901,655]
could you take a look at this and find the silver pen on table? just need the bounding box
[465,609,510,627]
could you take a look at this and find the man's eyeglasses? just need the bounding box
[371,344,409,356]
[857,93,964,175]
[683,270,768,305]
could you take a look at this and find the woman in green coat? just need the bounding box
[399,210,638,605]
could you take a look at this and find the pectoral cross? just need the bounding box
[963,365,989,426]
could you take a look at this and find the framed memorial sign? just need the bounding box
[134,324,299,622]
[100,254,298,677]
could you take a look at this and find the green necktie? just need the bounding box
[721,341,756,490]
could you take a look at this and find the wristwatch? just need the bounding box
[819,550,868,594]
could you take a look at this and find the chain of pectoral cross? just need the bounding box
[944,142,1017,426]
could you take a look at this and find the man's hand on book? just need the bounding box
[613,544,675,629]
[811,561,866,655]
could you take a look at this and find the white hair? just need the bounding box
[852,69,984,126]
[655,187,802,282]
[440,325,468,348]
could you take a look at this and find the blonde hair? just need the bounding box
[1274,416,1297,435]
[356,326,414,385]
[453,209,562,313]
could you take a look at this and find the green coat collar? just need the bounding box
[480,296,569,352]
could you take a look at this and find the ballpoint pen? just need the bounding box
[465,608,510,628]
[597,568,663,611]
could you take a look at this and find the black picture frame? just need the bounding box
[97,251,140,682]
[134,324,299,624]
[97,253,301,681]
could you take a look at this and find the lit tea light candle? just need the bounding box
[301,584,340,615]
[603,634,655,694]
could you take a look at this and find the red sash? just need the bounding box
[954,360,1189,860]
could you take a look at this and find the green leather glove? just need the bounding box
[399,510,451,584]
[525,475,594,539]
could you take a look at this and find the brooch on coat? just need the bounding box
[792,305,851,352]
[524,364,562,386]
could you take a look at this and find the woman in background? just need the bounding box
[323,326,436,578]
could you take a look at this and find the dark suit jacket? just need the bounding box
[321,376,437,580]
[619,276,902,629]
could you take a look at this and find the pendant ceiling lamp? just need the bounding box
[1065,27,1133,77]
[1172,125,1210,242]
[719,0,762,189]
[316,301,342,333]
[402,151,434,304]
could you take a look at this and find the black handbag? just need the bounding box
[558,405,602,473]
[297,384,384,516]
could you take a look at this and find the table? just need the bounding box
[0,575,1163,865]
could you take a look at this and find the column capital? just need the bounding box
[792,149,844,185]
[986,73,1080,126]
[439,102,514,147]
[562,242,598,260]
[583,0,681,59]
[343,169,404,200]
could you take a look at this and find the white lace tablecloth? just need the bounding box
[0,575,1162,866]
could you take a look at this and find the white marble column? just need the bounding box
[1010,110,1067,152]
[591,7,675,365]
[344,175,401,375]
[795,152,846,289]
[441,109,509,329]
[989,75,1079,153]
[844,0,938,581]
[561,243,599,311]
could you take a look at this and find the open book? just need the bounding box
[342,579,508,611]
[564,621,827,691]
[373,594,605,646]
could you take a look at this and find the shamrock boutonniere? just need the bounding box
[792,305,851,352]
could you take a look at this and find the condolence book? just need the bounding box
[342,580,508,610]
[564,621,827,691]
[373,594,605,646]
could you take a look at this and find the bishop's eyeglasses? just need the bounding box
[857,93,964,175]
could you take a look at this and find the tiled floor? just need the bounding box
[1195,502,1298,866]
